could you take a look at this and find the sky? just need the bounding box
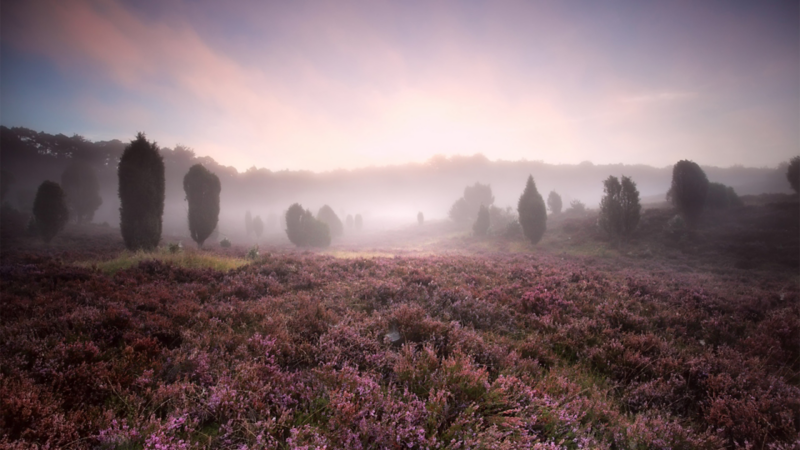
[1,0,798,173]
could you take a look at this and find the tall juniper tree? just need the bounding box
[32,180,69,243]
[517,175,547,244]
[183,164,221,248]
[118,132,165,251]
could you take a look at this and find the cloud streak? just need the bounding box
[1,0,797,171]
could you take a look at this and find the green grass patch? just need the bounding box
[77,248,250,274]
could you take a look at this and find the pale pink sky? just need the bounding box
[2,0,797,172]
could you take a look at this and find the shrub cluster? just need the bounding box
[598,175,641,239]
[286,203,331,248]
[705,182,743,209]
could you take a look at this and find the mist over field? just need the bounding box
[1,1,799,448]
[1,126,793,243]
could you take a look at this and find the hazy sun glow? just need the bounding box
[1,0,797,172]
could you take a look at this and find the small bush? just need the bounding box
[32,180,69,243]
[472,205,490,236]
[667,160,708,226]
[547,191,562,214]
[517,175,547,244]
[168,242,183,253]
[567,199,586,214]
[706,182,742,209]
[220,238,231,248]
[247,245,259,260]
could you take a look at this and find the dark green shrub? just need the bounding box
[667,160,708,226]
[285,203,331,247]
[32,180,69,243]
[183,164,221,247]
[517,175,547,244]
[220,238,231,248]
[706,182,742,209]
[61,161,102,223]
[547,191,562,214]
[118,132,165,251]
[473,205,490,236]
[598,175,641,239]
[787,156,799,194]
[317,205,343,238]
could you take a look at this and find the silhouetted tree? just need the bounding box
[285,203,330,247]
[61,161,102,223]
[706,182,742,209]
[517,175,547,244]
[286,204,305,245]
[788,156,800,194]
[355,214,363,231]
[183,163,221,247]
[667,160,708,227]
[464,182,494,212]
[417,211,424,225]
[599,175,641,239]
[317,205,343,238]
[252,215,264,238]
[547,191,562,214]
[346,214,354,229]
[32,180,69,243]
[473,204,490,236]
[449,198,471,224]
[118,132,165,251]
[245,210,253,236]
[449,182,494,224]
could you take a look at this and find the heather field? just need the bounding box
[1,204,799,449]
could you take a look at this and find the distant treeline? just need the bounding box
[0,126,792,228]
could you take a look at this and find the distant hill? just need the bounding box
[0,126,792,233]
